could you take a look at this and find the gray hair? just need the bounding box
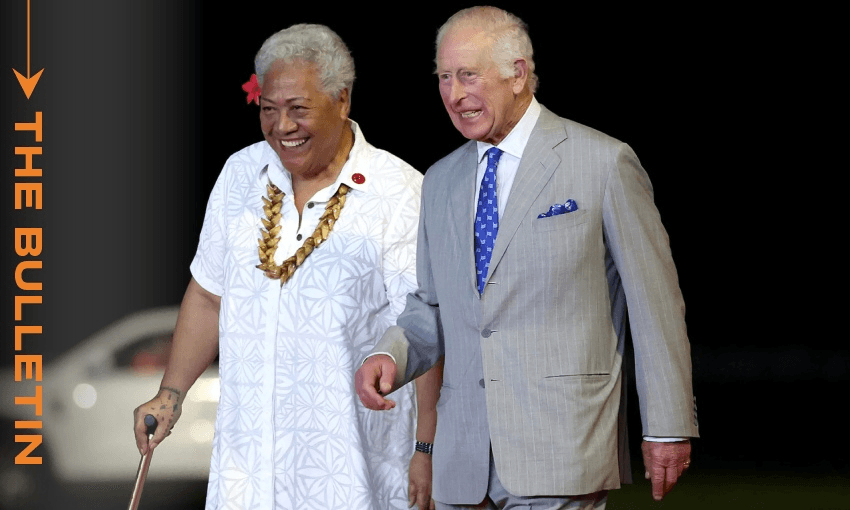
[436,6,538,93]
[255,24,355,101]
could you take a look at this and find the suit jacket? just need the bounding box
[374,105,699,503]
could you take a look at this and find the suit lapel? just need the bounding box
[446,142,480,294]
[487,108,567,279]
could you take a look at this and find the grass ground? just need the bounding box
[609,468,850,509]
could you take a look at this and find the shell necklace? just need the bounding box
[256,181,350,286]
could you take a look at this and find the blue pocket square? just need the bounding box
[538,199,578,218]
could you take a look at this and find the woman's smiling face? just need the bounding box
[260,59,350,180]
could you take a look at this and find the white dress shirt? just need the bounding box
[473,97,541,211]
[192,120,424,509]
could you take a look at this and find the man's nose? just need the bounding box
[449,79,466,103]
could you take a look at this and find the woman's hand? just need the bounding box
[408,450,435,510]
[133,386,183,455]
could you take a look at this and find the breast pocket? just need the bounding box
[531,209,589,232]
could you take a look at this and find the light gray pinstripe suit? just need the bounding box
[374,105,699,504]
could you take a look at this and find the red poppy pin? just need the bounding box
[242,74,261,105]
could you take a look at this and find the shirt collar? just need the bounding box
[334,119,369,194]
[476,96,541,163]
[260,119,369,198]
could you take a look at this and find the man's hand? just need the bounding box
[408,451,435,510]
[641,440,691,501]
[354,354,397,410]
[133,386,184,455]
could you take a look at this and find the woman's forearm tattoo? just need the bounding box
[157,386,183,430]
[159,386,182,412]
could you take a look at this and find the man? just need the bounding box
[356,7,699,509]
[132,24,440,509]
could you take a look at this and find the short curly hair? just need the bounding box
[255,24,355,101]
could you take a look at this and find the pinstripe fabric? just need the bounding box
[374,106,698,503]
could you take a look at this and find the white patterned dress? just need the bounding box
[190,121,423,509]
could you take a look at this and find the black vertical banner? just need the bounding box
[2,2,203,508]
[2,1,203,366]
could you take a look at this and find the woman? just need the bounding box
[134,24,439,509]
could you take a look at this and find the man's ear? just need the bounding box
[512,59,529,94]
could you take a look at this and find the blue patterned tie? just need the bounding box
[475,147,503,294]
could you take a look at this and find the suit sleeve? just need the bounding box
[372,170,445,390]
[601,143,699,438]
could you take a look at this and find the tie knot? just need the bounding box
[486,147,503,166]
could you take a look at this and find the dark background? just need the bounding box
[1,1,845,508]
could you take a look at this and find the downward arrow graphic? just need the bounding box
[12,0,44,99]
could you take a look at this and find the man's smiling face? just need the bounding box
[437,25,524,146]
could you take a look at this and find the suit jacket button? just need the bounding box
[479,378,485,388]
[481,329,492,338]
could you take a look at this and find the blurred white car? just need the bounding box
[0,306,219,507]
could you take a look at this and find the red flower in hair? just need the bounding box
[242,74,261,105]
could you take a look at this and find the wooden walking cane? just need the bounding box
[128,414,157,510]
